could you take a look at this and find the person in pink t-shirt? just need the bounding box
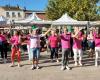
[93,28,100,67]
[0,31,7,63]
[9,31,21,67]
[48,29,59,62]
[60,27,71,70]
[72,27,84,66]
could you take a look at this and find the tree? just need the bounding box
[46,0,100,21]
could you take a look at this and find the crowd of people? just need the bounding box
[0,25,100,71]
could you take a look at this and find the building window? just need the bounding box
[6,12,10,17]
[12,12,16,17]
[18,12,21,17]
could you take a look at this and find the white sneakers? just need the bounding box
[18,64,21,68]
[74,61,83,66]
[56,59,59,63]
[61,66,71,70]
[66,66,71,70]
[74,62,78,66]
[9,63,21,68]
[61,66,65,70]
[9,64,15,67]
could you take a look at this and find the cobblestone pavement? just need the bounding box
[0,51,100,80]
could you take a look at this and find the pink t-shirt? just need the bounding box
[0,34,6,41]
[73,31,83,49]
[61,33,71,49]
[73,37,82,49]
[10,35,20,45]
[94,32,100,47]
[48,35,59,48]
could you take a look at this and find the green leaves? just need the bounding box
[46,0,100,21]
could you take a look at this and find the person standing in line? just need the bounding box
[9,31,21,67]
[30,25,51,70]
[93,28,100,67]
[60,27,71,70]
[48,29,59,62]
[72,27,84,66]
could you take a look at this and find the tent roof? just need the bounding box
[54,13,77,22]
[52,13,88,26]
[15,12,42,23]
[90,21,100,26]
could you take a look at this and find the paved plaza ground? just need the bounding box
[0,51,100,80]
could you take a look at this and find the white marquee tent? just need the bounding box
[15,12,52,25]
[0,16,7,26]
[52,13,88,26]
[90,21,100,26]
[14,12,42,24]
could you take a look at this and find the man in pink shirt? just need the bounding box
[48,29,59,62]
[93,28,100,67]
[60,28,71,70]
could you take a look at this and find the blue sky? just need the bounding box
[0,0,99,11]
[0,0,48,10]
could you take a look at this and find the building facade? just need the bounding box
[0,6,25,21]
[0,5,47,22]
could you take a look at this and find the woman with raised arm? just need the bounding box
[29,25,51,70]
[72,27,84,66]
[60,27,71,70]
[9,30,21,67]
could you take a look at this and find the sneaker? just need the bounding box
[9,64,15,67]
[17,63,21,67]
[74,62,78,66]
[61,66,65,70]
[79,62,83,66]
[56,59,59,63]
[30,66,35,70]
[66,66,71,70]
[36,66,40,69]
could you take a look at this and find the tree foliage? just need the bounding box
[46,0,100,21]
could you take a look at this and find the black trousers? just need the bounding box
[0,42,8,59]
[50,47,58,59]
[62,48,70,66]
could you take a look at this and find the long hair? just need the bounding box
[98,27,100,35]
[14,30,20,36]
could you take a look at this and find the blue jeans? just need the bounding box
[31,48,40,59]
[50,47,58,59]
